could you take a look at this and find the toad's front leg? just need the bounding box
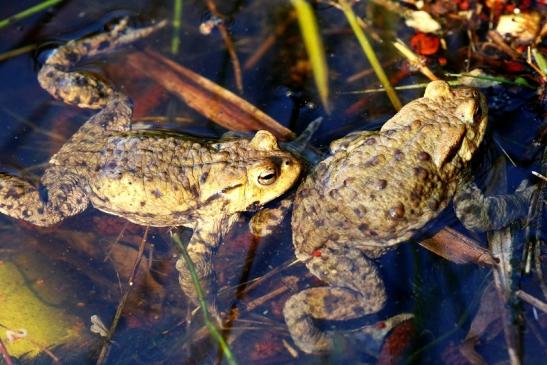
[0,167,88,226]
[453,180,537,231]
[175,215,239,320]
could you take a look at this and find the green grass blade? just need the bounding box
[338,0,402,111]
[0,0,63,30]
[532,48,547,75]
[171,232,239,365]
[291,0,330,113]
[171,0,183,54]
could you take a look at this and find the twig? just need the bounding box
[244,10,296,70]
[0,44,37,62]
[0,337,14,365]
[171,231,239,365]
[96,226,149,365]
[392,39,439,81]
[531,171,547,183]
[487,31,521,59]
[244,276,299,312]
[346,59,398,83]
[103,221,128,262]
[204,0,243,93]
[516,290,547,314]
[0,0,63,30]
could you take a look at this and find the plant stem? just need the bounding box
[338,0,402,111]
[0,0,63,30]
[171,232,238,365]
[291,0,330,112]
[171,0,182,54]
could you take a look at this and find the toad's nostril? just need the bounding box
[284,159,291,166]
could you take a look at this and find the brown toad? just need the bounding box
[0,19,302,312]
[285,81,489,353]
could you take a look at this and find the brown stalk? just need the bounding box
[244,10,297,70]
[487,31,521,59]
[516,290,547,314]
[419,227,497,266]
[205,0,244,93]
[96,226,150,365]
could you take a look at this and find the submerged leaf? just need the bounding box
[127,51,295,139]
[419,227,497,266]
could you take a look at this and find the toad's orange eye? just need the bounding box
[258,167,278,185]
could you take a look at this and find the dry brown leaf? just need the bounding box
[419,227,497,266]
[126,50,295,140]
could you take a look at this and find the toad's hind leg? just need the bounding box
[0,168,88,227]
[37,18,165,111]
[283,248,386,353]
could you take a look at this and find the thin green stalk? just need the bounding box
[291,0,330,113]
[338,0,402,111]
[171,0,183,54]
[0,0,63,30]
[532,48,547,75]
[171,232,238,365]
[445,73,535,88]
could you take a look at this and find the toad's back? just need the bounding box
[49,131,292,227]
[292,81,488,255]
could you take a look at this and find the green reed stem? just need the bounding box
[171,232,238,365]
[171,0,183,54]
[338,0,402,111]
[0,0,63,30]
[291,0,330,113]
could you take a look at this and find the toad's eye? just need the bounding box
[258,167,278,185]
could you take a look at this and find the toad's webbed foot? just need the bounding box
[38,17,166,110]
[0,168,88,227]
[249,198,293,237]
[284,248,386,353]
[454,180,537,231]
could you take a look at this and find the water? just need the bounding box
[0,1,545,364]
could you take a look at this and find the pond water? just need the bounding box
[0,1,545,364]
